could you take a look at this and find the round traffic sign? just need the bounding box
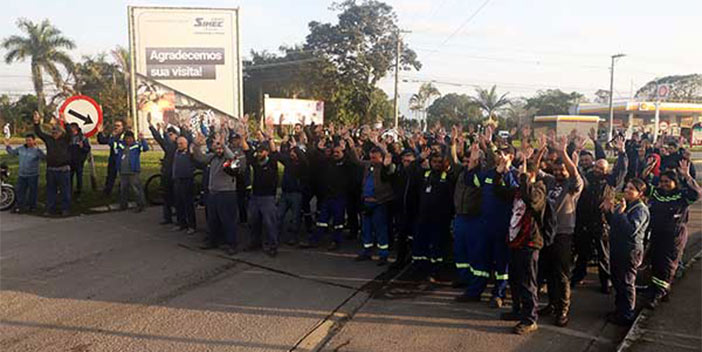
[58,95,103,138]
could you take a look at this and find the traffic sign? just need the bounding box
[657,84,670,99]
[59,95,103,138]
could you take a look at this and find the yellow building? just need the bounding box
[574,101,702,138]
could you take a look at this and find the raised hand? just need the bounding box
[679,159,691,178]
[469,142,480,163]
[383,153,392,166]
[615,136,625,152]
[194,133,206,146]
[147,112,152,125]
[588,127,597,141]
[420,146,431,160]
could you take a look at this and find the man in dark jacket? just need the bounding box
[33,112,71,216]
[148,116,179,225]
[172,135,197,235]
[277,136,309,245]
[300,137,356,251]
[500,157,547,335]
[97,118,125,195]
[242,132,280,257]
[572,140,628,292]
[391,149,418,268]
[352,146,396,265]
[67,123,90,199]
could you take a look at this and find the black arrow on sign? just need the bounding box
[68,109,93,124]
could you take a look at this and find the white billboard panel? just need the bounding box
[128,6,242,136]
[264,97,324,126]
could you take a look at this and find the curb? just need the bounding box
[616,247,702,351]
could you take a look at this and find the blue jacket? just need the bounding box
[97,132,124,161]
[472,167,519,224]
[608,200,650,251]
[6,145,45,177]
[115,139,149,173]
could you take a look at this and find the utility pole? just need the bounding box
[608,53,626,141]
[393,29,411,129]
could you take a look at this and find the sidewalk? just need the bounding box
[624,255,701,352]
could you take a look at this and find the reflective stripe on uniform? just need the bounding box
[377,244,389,250]
[495,273,509,280]
[473,174,480,187]
[316,222,329,227]
[129,144,140,150]
[455,263,469,269]
[430,257,444,263]
[424,170,448,181]
[469,265,490,278]
[363,243,374,248]
[652,276,670,289]
[407,236,414,241]
[484,177,493,184]
[333,224,344,230]
[412,256,429,261]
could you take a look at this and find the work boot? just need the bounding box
[513,322,538,335]
[298,241,317,249]
[500,311,521,321]
[265,248,278,257]
[555,311,569,327]
[355,254,372,262]
[489,297,503,308]
[186,228,196,236]
[606,312,633,326]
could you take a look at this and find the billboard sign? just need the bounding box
[128,6,242,136]
[264,96,324,126]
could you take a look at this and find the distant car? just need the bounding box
[497,130,511,139]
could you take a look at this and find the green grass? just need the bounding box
[0,149,162,216]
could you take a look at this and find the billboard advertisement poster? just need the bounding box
[691,123,702,146]
[264,96,324,126]
[128,6,242,136]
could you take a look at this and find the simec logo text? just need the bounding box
[194,17,224,28]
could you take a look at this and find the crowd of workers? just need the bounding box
[3,111,700,335]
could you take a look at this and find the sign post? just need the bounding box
[653,84,669,143]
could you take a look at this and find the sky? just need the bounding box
[2,0,701,117]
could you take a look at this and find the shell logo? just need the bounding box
[639,103,653,111]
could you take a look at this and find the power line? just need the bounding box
[439,0,492,46]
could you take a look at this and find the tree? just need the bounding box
[409,82,440,126]
[504,98,537,127]
[304,0,421,123]
[426,93,481,127]
[2,18,75,120]
[594,89,610,104]
[73,54,129,125]
[473,85,510,119]
[635,74,702,102]
[0,94,39,132]
[525,89,586,116]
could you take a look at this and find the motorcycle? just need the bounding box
[0,163,16,211]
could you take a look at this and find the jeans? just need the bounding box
[71,162,85,195]
[15,175,39,210]
[250,195,279,249]
[542,233,573,314]
[237,188,250,223]
[104,158,117,195]
[509,248,540,324]
[174,178,196,229]
[161,176,174,223]
[278,192,303,242]
[46,169,71,213]
[119,173,145,209]
[573,223,610,288]
[206,191,239,248]
[361,202,389,258]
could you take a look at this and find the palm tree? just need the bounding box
[2,18,75,119]
[474,85,510,120]
[409,83,440,129]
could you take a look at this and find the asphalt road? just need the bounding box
[0,202,700,351]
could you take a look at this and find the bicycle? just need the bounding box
[144,168,204,206]
[0,163,16,211]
